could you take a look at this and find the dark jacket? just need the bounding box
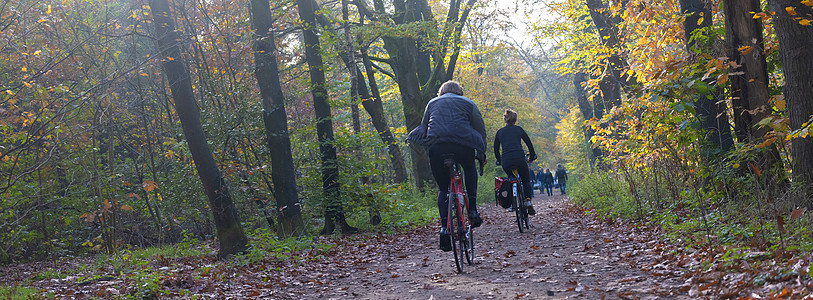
[493,125,536,165]
[417,93,487,154]
[555,167,567,182]
[543,171,554,185]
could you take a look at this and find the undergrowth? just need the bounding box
[0,285,52,300]
[570,171,813,253]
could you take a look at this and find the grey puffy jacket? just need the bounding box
[420,93,487,154]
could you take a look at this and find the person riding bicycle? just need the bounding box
[493,109,537,215]
[411,80,487,252]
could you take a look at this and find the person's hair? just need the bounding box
[503,109,517,125]
[437,80,464,96]
[545,168,550,172]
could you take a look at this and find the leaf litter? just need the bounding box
[1,195,810,299]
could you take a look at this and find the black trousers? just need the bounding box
[428,142,478,224]
[501,157,533,200]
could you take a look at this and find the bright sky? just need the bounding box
[488,0,554,47]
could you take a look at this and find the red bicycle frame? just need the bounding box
[447,166,469,231]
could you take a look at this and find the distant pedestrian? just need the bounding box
[542,168,554,196]
[535,167,545,194]
[554,164,568,195]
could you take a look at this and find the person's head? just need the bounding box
[557,163,562,169]
[437,80,464,96]
[545,168,550,172]
[503,109,517,125]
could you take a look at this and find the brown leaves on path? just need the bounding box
[2,194,811,299]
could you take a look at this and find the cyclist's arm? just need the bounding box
[493,131,502,164]
[520,128,536,161]
[421,101,432,126]
[470,104,487,143]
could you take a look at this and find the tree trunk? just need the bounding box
[680,0,735,152]
[297,0,356,234]
[310,3,408,184]
[149,0,247,257]
[723,0,785,184]
[360,49,408,183]
[574,71,601,168]
[342,0,380,225]
[249,0,305,237]
[768,0,813,196]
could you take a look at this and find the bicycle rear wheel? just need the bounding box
[518,180,530,230]
[513,181,525,233]
[449,194,462,273]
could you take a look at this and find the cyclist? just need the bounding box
[417,80,487,252]
[493,109,537,215]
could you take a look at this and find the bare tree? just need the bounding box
[249,0,305,237]
[297,0,357,234]
[149,0,247,256]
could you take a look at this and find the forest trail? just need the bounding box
[292,194,691,299]
[5,193,807,298]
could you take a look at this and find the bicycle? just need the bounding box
[507,168,530,233]
[442,154,483,273]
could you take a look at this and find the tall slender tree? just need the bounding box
[680,0,734,152]
[149,0,247,257]
[297,0,357,234]
[249,0,305,237]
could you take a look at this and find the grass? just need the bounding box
[0,285,52,300]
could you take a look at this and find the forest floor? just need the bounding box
[291,194,692,300]
[2,194,811,299]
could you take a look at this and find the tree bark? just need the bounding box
[249,0,305,237]
[723,0,784,183]
[768,0,813,195]
[575,71,602,168]
[297,0,356,234]
[680,0,734,152]
[360,49,408,183]
[149,0,247,257]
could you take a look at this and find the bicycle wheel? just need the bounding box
[449,194,462,273]
[458,222,469,266]
[513,181,524,233]
[519,179,531,230]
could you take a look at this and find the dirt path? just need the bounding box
[294,194,691,299]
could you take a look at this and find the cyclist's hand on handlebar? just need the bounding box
[528,154,537,162]
[495,161,501,166]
